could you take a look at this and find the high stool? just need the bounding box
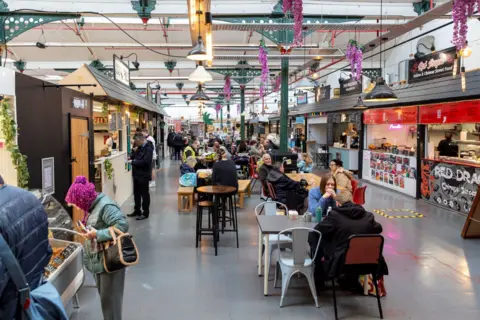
[217,193,239,248]
[196,201,215,248]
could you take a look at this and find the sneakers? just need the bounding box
[136,215,148,221]
[149,181,156,188]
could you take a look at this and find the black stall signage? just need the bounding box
[408,47,459,83]
[421,160,480,214]
[315,85,331,102]
[340,77,362,96]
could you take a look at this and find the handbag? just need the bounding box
[0,234,68,320]
[103,227,139,273]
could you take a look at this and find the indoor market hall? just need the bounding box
[0,0,480,320]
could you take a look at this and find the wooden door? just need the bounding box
[70,117,90,227]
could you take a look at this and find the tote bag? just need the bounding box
[0,235,68,320]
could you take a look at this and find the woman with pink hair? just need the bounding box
[65,176,129,320]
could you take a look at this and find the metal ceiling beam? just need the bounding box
[212,23,403,32]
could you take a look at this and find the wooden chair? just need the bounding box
[353,185,367,205]
[177,186,194,212]
[266,181,277,201]
[236,180,252,208]
[330,235,385,320]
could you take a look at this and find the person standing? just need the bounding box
[105,131,119,151]
[437,132,458,157]
[65,176,129,320]
[167,129,176,160]
[142,128,157,188]
[128,133,153,220]
[172,132,184,160]
[0,176,66,319]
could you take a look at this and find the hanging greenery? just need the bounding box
[115,103,122,113]
[102,101,109,116]
[346,40,364,81]
[0,99,29,188]
[104,158,114,180]
[258,40,269,98]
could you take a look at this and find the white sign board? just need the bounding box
[41,157,55,196]
[113,55,130,87]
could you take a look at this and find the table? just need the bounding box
[197,185,238,256]
[236,180,252,208]
[287,173,321,190]
[256,215,316,295]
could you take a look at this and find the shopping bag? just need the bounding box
[359,274,387,297]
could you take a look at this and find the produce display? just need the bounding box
[44,243,78,279]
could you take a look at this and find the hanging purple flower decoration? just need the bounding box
[215,103,222,112]
[292,0,304,47]
[452,0,477,50]
[274,76,281,92]
[258,40,269,98]
[224,75,232,101]
[237,104,240,114]
[345,40,364,81]
[283,0,293,14]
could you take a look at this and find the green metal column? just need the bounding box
[240,85,246,141]
[220,108,223,129]
[280,56,289,152]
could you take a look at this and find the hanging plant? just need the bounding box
[292,0,304,47]
[258,40,269,98]
[104,158,114,180]
[224,75,232,101]
[452,0,477,50]
[283,0,293,14]
[115,103,122,113]
[102,101,109,116]
[346,40,364,81]
[0,99,29,188]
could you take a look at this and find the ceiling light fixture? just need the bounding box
[188,62,212,83]
[364,0,397,102]
[187,9,209,61]
[36,29,47,49]
[120,53,140,70]
[190,84,210,101]
[352,96,368,110]
[295,78,314,90]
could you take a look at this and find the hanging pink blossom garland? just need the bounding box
[293,0,304,47]
[274,76,281,92]
[452,0,477,50]
[258,40,269,98]
[283,0,293,14]
[223,75,232,101]
[345,40,364,81]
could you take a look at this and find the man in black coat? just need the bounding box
[128,133,154,220]
[308,200,384,288]
[267,162,307,211]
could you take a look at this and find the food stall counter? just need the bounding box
[328,146,359,171]
[94,151,132,206]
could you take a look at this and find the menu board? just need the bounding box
[419,100,480,124]
[363,150,417,197]
[363,106,418,125]
[421,159,479,214]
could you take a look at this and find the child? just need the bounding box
[297,153,314,173]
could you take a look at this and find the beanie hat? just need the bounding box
[65,176,97,213]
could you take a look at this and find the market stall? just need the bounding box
[327,111,362,171]
[362,106,418,197]
[420,100,480,214]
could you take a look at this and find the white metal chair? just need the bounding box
[274,227,322,308]
[255,200,292,278]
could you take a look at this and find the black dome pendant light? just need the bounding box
[364,0,398,102]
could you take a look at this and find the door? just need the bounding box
[70,117,90,227]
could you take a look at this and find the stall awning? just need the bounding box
[59,64,167,116]
[249,116,269,124]
[269,115,280,122]
[299,70,480,113]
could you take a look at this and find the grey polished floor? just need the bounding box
[71,159,480,320]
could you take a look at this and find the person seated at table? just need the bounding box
[212,140,221,153]
[258,153,273,198]
[308,198,385,291]
[236,140,248,154]
[297,153,314,173]
[267,162,307,211]
[212,147,239,191]
[308,174,337,216]
[330,159,353,204]
[180,156,197,176]
[249,140,263,158]
[224,136,233,154]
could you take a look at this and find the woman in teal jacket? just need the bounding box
[66,176,129,320]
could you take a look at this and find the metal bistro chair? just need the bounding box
[330,234,385,320]
[255,200,291,278]
[274,227,322,308]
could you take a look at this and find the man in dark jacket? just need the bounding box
[167,129,176,159]
[0,176,53,319]
[267,162,306,210]
[128,133,154,220]
[308,200,383,287]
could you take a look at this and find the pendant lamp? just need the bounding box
[190,84,210,101]
[295,78,314,90]
[352,96,368,109]
[188,63,212,83]
[363,0,398,102]
[187,36,209,61]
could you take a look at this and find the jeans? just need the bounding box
[174,147,182,160]
[133,179,150,216]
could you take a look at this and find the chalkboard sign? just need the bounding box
[462,185,480,239]
[340,77,362,96]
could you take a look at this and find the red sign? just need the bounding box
[363,106,418,124]
[419,100,480,124]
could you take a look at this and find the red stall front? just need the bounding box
[362,106,419,197]
[420,100,480,214]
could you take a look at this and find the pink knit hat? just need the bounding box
[65,176,97,213]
